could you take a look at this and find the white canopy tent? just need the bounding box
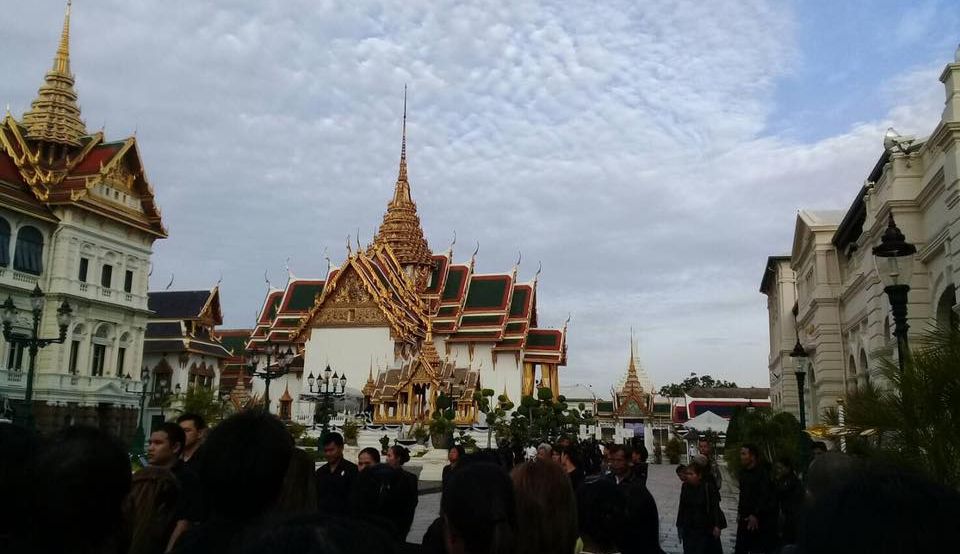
[683,410,729,434]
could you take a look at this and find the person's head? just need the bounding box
[536,443,552,462]
[558,446,581,471]
[632,443,648,463]
[676,464,688,482]
[698,438,712,457]
[685,459,706,486]
[274,448,318,516]
[322,432,345,464]
[350,463,415,541]
[126,466,180,554]
[448,444,465,464]
[812,441,828,457]
[557,436,573,449]
[443,462,516,554]
[740,443,760,469]
[800,461,960,553]
[148,421,186,467]
[200,410,294,522]
[577,479,627,554]
[511,460,578,554]
[30,426,131,553]
[607,445,630,477]
[773,456,796,480]
[387,444,410,468]
[358,447,381,471]
[176,413,207,452]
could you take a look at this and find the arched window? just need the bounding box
[90,324,111,377]
[847,355,858,394]
[859,349,869,385]
[0,217,10,267]
[936,285,958,330]
[13,226,43,275]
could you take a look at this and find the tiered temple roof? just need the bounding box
[145,287,232,361]
[0,2,165,238]
[614,333,653,418]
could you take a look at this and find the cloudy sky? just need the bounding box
[3,1,958,392]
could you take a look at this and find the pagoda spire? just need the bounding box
[374,86,432,270]
[21,0,87,147]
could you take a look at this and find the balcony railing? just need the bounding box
[101,289,112,298]
[79,282,88,292]
[1,369,24,384]
[11,271,39,285]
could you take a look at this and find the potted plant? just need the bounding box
[379,434,391,454]
[412,424,430,445]
[342,418,359,447]
[665,436,683,464]
[430,392,456,449]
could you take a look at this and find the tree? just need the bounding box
[176,386,233,426]
[822,326,960,489]
[723,407,809,481]
[503,388,596,446]
[474,388,515,448]
[658,372,738,397]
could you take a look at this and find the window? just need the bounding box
[279,399,292,420]
[116,347,126,377]
[0,217,10,267]
[124,270,134,293]
[68,340,80,373]
[13,226,43,275]
[101,265,113,288]
[78,258,89,282]
[91,344,106,376]
[7,342,25,370]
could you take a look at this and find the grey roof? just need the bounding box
[148,290,211,319]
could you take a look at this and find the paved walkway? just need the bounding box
[407,464,739,553]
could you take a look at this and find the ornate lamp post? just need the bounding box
[1,285,73,429]
[789,337,810,429]
[872,213,917,372]
[156,382,181,420]
[246,341,294,413]
[124,366,152,455]
[302,364,347,432]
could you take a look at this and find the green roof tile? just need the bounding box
[465,277,508,309]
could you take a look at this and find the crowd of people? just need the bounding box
[1,411,958,554]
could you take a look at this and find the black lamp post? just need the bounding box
[246,340,294,413]
[872,213,917,372]
[156,381,181,420]
[302,364,347,433]
[1,285,73,429]
[789,338,810,429]
[124,366,152,455]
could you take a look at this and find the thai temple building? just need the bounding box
[0,2,164,437]
[247,99,569,426]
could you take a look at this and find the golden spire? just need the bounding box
[374,86,432,268]
[21,0,87,147]
[620,328,644,396]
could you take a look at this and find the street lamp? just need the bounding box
[872,212,916,372]
[125,366,152,455]
[301,364,347,432]
[1,284,73,429]
[789,338,810,429]
[246,341,295,413]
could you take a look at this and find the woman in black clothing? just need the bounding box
[676,461,724,554]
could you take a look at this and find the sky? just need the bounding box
[3,0,958,393]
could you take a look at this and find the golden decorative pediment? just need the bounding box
[312,270,388,327]
[102,162,136,192]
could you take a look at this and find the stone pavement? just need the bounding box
[407,464,739,552]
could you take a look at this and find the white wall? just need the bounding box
[303,326,394,393]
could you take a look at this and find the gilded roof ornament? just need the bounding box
[21,0,87,147]
[373,87,433,269]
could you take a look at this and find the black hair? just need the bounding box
[388,444,410,465]
[29,426,131,553]
[576,479,627,553]
[606,444,630,458]
[634,443,649,462]
[675,464,687,475]
[176,412,208,430]
[322,431,344,448]
[812,441,828,452]
[200,410,294,522]
[155,421,186,453]
[236,513,399,554]
[800,461,960,553]
[449,444,466,458]
[442,462,517,554]
[359,447,381,463]
[741,443,761,461]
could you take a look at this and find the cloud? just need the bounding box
[0,0,950,392]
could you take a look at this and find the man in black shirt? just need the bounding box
[315,432,357,515]
[147,421,203,551]
[606,444,663,554]
[177,413,207,472]
[735,443,775,554]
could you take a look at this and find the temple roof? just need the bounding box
[21,1,86,147]
[372,91,432,269]
[148,288,222,323]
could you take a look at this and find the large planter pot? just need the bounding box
[345,436,358,447]
[431,432,451,450]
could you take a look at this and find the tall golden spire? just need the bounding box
[21,0,87,147]
[374,86,433,269]
[620,328,644,396]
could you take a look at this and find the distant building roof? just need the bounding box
[687,387,770,399]
[560,384,597,401]
[148,289,220,322]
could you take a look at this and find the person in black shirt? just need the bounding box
[148,421,203,551]
[606,444,663,554]
[315,432,358,515]
[631,442,649,486]
[176,413,207,473]
[735,443,775,554]
[557,445,585,491]
[677,460,724,554]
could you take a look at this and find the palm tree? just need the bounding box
[823,326,960,488]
